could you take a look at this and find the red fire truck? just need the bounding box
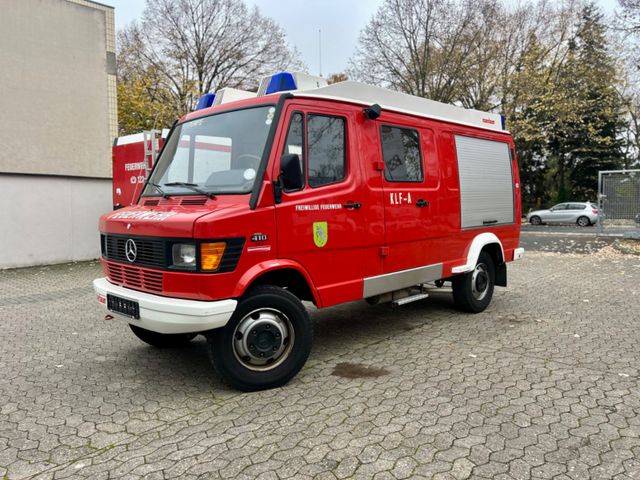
[95,72,524,391]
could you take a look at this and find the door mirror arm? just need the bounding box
[273,178,283,205]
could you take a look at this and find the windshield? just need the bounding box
[144,105,275,196]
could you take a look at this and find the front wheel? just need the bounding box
[207,286,312,391]
[529,215,542,225]
[452,252,495,313]
[577,216,591,227]
[129,325,196,348]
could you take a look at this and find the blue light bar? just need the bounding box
[501,114,506,130]
[195,93,216,110]
[265,72,297,95]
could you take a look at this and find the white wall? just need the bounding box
[0,175,111,269]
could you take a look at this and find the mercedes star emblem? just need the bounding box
[125,239,137,263]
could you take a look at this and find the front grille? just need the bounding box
[104,235,166,268]
[105,261,163,292]
[101,234,245,273]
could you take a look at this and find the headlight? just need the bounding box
[200,242,226,271]
[172,243,196,269]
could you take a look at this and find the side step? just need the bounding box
[392,292,429,306]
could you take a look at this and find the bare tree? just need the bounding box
[618,0,640,33]
[118,0,305,115]
[348,0,508,103]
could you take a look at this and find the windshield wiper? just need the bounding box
[145,180,170,199]
[163,182,216,199]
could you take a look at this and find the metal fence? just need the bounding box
[598,169,640,235]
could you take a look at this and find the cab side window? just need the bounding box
[307,114,346,187]
[282,112,304,191]
[380,125,423,182]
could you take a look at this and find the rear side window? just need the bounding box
[569,203,586,210]
[380,125,423,182]
[307,115,346,187]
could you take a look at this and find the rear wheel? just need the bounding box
[577,216,591,227]
[452,252,495,313]
[529,215,542,225]
[207,285,312,391]
[129,325,196,348]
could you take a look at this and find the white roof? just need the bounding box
[293,81,506,133]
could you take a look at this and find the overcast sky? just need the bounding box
[107,0,620,78]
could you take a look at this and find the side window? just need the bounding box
[570,203,585,210]
[282,112,304,191]
[307,114,346,188]
[380,125,423,182]
[552,204,567,211]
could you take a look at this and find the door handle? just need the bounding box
[416,199,429,208]
[343,202,362,210]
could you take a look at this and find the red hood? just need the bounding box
[100,202,236,237]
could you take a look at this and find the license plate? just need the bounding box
[107,294,140,319]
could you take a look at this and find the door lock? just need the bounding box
[416,199,429,208]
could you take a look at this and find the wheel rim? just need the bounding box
[578,217,588,226]
[232,308,294,371]
[531,216,541,225]
[471,263,490,301]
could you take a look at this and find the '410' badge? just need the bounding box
[313,222,328,248]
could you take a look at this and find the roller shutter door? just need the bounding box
[455,135,514,228]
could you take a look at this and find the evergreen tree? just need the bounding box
[566,4,625,200]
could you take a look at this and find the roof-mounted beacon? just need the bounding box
[257,72,327,96]
[194,87,257,111]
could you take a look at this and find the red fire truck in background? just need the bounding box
[112,130,165,209]
[97,72,524,391]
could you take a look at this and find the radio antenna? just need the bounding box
[319,29,322,77]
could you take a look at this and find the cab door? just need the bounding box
[273,102,384,307]
[379,123,442,274]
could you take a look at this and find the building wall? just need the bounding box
[0,0,116,268]
[0,175,112,268]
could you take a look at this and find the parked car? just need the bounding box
[635,213,640,225]
[527,202,598,227]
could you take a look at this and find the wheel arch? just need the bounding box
[233,261,321,306]
[452,233,505,275]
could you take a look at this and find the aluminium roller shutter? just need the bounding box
[455,135,514,229]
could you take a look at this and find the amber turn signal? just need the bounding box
[200,242,226,271]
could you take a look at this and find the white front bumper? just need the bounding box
[93,278,237,334]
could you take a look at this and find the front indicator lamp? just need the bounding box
[201,242,226,271]
[172,243,196,269]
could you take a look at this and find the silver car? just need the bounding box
[527,202,599,227]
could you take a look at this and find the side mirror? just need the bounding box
[280,153,304,191]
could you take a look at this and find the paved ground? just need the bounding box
[2,243,640,480]
[519,225,615,254]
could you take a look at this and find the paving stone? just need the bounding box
[0,251,639,479]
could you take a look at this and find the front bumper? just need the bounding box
[93,278,237,334]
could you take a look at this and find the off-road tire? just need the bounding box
[452,252,495,313]
[129,325,197,348]
[207,285,312,391]
[529,215,542,225]
[577,216,591,227]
